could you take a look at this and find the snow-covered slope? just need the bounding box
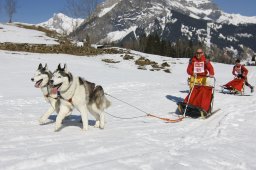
[96,0,256,25]
[37,13,84,35]
[0,23,59,45]
[1,17,256,170]
[217,11,256,25]
[1,43,256,170]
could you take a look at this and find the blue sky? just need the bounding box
[0,0,66,24]
[0,0,255,24]
[213,0,256,16]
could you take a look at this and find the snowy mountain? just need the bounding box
[1,22,256,170]
[73,0,256,55]
[37,13,84,35]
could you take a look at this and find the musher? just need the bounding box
[232,59,254,93]
[187,48,215,89]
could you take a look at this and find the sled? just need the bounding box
[177,77,216,119]
[221,78,245,95]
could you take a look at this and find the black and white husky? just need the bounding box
[50,64,111,131]
[31,63,71,124]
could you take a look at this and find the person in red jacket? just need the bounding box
[187,48,214,89]
[232,59,254,93]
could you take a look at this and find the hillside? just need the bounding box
[73,0,256,58]
[0,23,59,45]
[0,23,104,56]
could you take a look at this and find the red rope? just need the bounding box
[147,114,184,123]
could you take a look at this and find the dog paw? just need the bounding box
[99,121,105,129]
[81,127,88,131]
[54,128,61,132]
[38,118,46,125]
[94,121,100,128]
[54,125,62,132]
[99,124,105,129]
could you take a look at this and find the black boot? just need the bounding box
[251,86,254,93]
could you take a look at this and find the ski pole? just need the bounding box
[209,76,216,113]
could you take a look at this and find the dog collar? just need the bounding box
[44,94,58,100]
[44,86,58,99]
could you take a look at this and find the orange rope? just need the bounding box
[147,114,184,123]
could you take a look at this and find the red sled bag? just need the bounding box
[177,77,216,119]
[222,78,245,93]
[184,85,213,113]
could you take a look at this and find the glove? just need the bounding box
[237,74,244,79]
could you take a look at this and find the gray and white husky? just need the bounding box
[31,63,71,124]
[50,64,111,131]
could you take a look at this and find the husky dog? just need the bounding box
[31,63,71,124]
[50,64,111,131]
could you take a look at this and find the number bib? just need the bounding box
[234,66,241,74]
[194,62,205,74]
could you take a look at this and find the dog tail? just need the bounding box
[91,85,111,109]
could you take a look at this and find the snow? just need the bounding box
[236,33,253,38]
[0,23,59,45]
[181,0,211,6]
[37,13,84,35]
[189,13,200,19]
[217,12,256,25]
[1,23,256,170]
[186,6,213,16]
[101,26,138,43]
[98,3,118,17]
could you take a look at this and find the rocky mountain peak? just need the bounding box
[71,0,256,56]
[37,13,84,35]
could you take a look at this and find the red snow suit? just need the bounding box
[187,55,214,78]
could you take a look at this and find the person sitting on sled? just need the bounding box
[187,48,215,89]
[232,59,254,93]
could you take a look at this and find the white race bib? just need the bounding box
[194,62,205,73]
[234,66,241,74]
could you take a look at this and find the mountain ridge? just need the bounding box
[37,13,84,35]
[71,0,256,57]
[38,0,256,58]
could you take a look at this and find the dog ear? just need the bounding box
[38,63,43,70]
[64,64,68,73]
[44,64,48,70]
[57,63,62,70]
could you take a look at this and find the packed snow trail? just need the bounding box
[1,51,256,170]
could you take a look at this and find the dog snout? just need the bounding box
[31,78,34,82]
[49,80,54,85]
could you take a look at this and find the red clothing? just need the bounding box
[187,55,214,77]
[232,64,248,77]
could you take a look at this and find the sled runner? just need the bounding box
[177,77,216,119]
[221,78,245,95]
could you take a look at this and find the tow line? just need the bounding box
[105,93,184,123]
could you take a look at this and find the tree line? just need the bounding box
[117,34,254,64]
[117,33,236,63]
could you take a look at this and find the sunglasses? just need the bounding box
[196,52,203,55]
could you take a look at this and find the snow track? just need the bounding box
[1,51,256,169]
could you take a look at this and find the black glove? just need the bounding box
[237,74,244,79]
